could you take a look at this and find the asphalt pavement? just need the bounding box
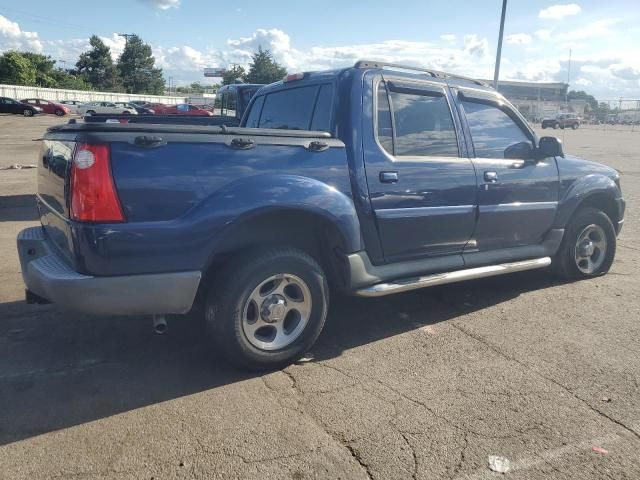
[0,114,638,479]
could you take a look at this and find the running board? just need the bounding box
[354,257,552,297]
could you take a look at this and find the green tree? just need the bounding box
[20,52,58,87]
[222,65,246,85]
[76,35,121,91]
[0,51,37,85]
[245,47,286,84]
[52,69,92,90]
[117,35,165,94]
[568,90,598,112]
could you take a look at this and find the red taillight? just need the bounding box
[70,143,125,223]
[283,72,305,82]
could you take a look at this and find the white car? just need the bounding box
[59,100,83,114]
[77,101,138,116]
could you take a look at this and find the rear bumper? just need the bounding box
[17,226,201,316]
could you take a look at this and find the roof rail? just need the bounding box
[353,60,489,87]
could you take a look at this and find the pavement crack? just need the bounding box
[346,443,374,480]
[400,432,418,480]
[451,322,640,442]
[451,431,469,479]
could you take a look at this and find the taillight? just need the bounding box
[283,72,305,82]
[70,143,125,223]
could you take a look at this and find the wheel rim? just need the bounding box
[574,224,607,274]
[242,273,312,351]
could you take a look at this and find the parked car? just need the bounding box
[20,98,70,116]
[77,101,138,116]
[214,83,264,121]
[114,101,155,115]
[0,97,42,116]
[59,100,84,114]
[152,103,214,116]
[17,61,625,370]
[542,113,581,129]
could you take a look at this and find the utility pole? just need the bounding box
[565,48,572,112]
[118,33,135,46]
[493,0,508,90]
[58,59,67,70]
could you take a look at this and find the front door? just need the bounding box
[363,75,478,263]
[458,91,559,251]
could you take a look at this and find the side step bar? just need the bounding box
[354,257,551,297]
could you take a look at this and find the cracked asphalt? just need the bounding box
[0,115,639,479]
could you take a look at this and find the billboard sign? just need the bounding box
[204,68,226,78]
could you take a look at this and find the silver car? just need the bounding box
[77,101,138,116]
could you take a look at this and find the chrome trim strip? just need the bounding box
[355,257,551,297]
[479,201,558,213]
[376,205,475,219]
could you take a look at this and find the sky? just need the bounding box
[1,0,639,100]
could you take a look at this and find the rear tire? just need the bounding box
[572,123,579,130]
[205,247,329,371]
[85,110,95,116]
[553,207,616,280]
[23,109,33,117]
[54,109,65,116]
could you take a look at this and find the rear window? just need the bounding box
[249,84,333,132]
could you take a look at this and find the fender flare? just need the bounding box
[554,174,621,228]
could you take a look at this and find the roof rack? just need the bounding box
[353,60,489,87]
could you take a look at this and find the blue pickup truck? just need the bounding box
[18,61,625,369]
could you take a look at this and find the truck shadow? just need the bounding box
[0,194,38,222]
[0,270,559,446]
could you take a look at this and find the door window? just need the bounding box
[376,82,459,157]
[462,101,532,158]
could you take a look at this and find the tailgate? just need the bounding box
[37,138,76,267]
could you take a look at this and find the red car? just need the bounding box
[20,98,70,116]
[150,103,213,116]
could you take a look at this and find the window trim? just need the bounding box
[373,76,461,160]
[457,89,535,159]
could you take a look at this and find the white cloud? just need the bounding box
[137,0,180,9]
[505,33,533,45]
[463,34,489,58]
[535,29,553,40]
[539,3,582,20]
[554,19,615,44]
[440,34,456,43]
[0,14,42,52]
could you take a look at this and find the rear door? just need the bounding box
[457,90,559,251]
[363,74,478,262]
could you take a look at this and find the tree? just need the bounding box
[222,65,246,85]
[52,69,91,90]
[245,47,286,84]
[117,35,165,94]
[568,90,598,112]
[76,35,121,91]
[0,51,37,85]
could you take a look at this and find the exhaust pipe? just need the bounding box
[152,315,168,334]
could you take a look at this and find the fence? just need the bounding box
[0,84,187,105]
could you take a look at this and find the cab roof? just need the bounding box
[254,59,495,96]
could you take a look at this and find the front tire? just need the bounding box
[553,122,559,129]
[54,109,65,116]
[572,123,579,130]
[23,109,34,117]
[85,110,95,116]
[553,207,616,279]
[205,247,329,370]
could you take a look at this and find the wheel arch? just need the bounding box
[197,205,360,302]
[555,176,621,229]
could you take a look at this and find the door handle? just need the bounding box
[484,171,498,183]
[379,171,399,183]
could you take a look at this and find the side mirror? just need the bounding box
[504,141,534,160]
[538,136,564,158]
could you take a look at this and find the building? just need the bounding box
[482,80,587,121]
